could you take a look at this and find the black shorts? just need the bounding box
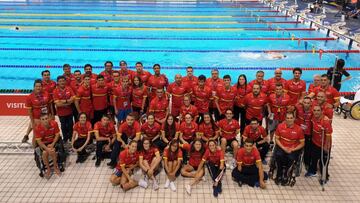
[226,138,238,148]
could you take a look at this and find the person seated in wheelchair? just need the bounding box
[34,113,63,178]
[274,112,305,186]
[94,114,117,167]
[232,138,267,189]
[71,112,92,163]
[242,118,269,164]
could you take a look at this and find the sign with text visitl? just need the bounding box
[0,94,28,116]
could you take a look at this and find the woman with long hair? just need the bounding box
[163,140,183,192]
[132,76,148,115]
[233,74,248,134]
[198,112,219,144]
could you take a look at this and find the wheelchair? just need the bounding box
[337,88,360,120]
[268,146,304,187]
[34,140,67,178]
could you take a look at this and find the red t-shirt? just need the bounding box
[141,122,161,139]
[161,122,180,141]
[139,147,159,164]
[113,85,132,110]
[236,147,261,166]
[285,79,306,105]
[53,86,75,116]
[295,104,312,135]
[94,121,116,138]
[217,119,240,140]
[34,120,60,144]
[147,74,169,100]
[244,92,268,120]
[131,85,148,108]
[182,143,203,168]
[132,70,152,84]
[179,121,198,141]
[163,148,183,162]
[73,121,92,138]
[167,82,189,110]
[182,76,198,90]
[149,97,169,120]
[198,122,218,139]
[267,77,287,94]
[91,84,109,111]
[311,117,332,149]
[116,148,139,171]
[76,85,93,114]
[202,148,224,166]
[312,85,340,105]
[25,91,51,119]
[233,84,248,107]
[215,85,237,114]
[247,80,269,94]
[268,93,291,121]
[118,121,141,139]
[205,78,224,108]
[243,125,267,141]
[192,85,212,113]
[179,104,198,119]
[275,122,304,150]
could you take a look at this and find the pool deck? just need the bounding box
[0,115,359,203]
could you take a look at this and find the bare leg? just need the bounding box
[220,138,227,154]
[190,168,205,186]
[110,174,122,186]
[49,150,61,176]
[181,164,195,178]
[42,150,51,178]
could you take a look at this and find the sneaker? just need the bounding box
[138,179,148,189]
[217,182,222,194]
[305,172,317,177]
[21,135,29,143]
[185,184,191,196]
[169,181,176,192]
[213,186,218,197]
[164,179,170,189]
[95,159,101,167]
[153,180,159,191]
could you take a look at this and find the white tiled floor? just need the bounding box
[0,115,360,202]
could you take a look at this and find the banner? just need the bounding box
[0,94,28,116]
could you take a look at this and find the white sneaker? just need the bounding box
[164,179,170,189]
[138,179,148,189]
[153,179,159,191]
[185,184,191,195]
[169,181,177,192]
[201,175,206,182]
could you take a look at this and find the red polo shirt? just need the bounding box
[147,74,169,100]
[247,80,269,94]
[182,143,203,168]
[268,93,291,121]
[205,78,224,108]
[312,100,334,121]
[198,122,218,139]
[233,84,248,107]
[91,83,109,111]
[202,148,224,166]
[180,104,198,119]
[107,80,121,107]
[313,85,340,105]
[215,85,237,114]
[63,73,75,86]
[118,121,141,139]
[141,122,161,139]
[179,121,198,142]
[244,92,268,120]
[217,119,240,140]
[94,121,116,138]
[132,70,152,84]
[139,147,159,164]
[267,77,287,94]
[25,91,51,119]
[81,73,97,85]
[70,80,82,94]
[167,82,189,115]
[42,80,56,99]
[76,85,93,117]
[149,97,169,120]
[131,85,148,108]
[73,121,92,138]
[53,86,74,116]
[116,148,139,171]
[236,147,261,166]
[163,148,183,162]
[295,104,312,136]
[100,70,113,84]
[275,122,304,150]
[113,85,132,110]
[34,120,60,145]
[311,117,332,149]
[243,125,267,141]
[285,79,306,105]
[161,122,180,141]
[192,85,212,113]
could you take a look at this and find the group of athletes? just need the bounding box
[24,59,351,197]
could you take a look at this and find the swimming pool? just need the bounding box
[0,0,359,92]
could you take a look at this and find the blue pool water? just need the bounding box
[0,0,359,91]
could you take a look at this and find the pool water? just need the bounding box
[0,0,359,91]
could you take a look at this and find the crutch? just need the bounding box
[320,127,330,191]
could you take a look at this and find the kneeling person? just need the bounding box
[94,115,116,167]
[72,113,92,163]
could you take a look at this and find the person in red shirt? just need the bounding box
[62,64,75,86]
[75,75,94,121]
[113,77,132,123]
[198,113,219,144]
[41,70,56,115]
[179,113,198,144]
[23,79,53,145]
[217,109,240,161]
[295,97,313,169]
[233,74,248,134]
[247,71,269,94]
[206,69,224,121]
[91,74,109,124]
[160,115,180,149]
[181,139,206,196]
[149,88,169,124]
[242,118,269,162]
[132,76,148,115]
[244,83,268,125]
[215,75,237,119]
[138,138,162,190]
[198,140,225,197]
[309,74,340,108]
[141,114,162,148]
[312,91,334,122]
[232,138,267,188]
[70,70,82,123]
[167,74,190,117]
[192,75,211,123]
[179,95,199,122]
[71,113,92,163]
[285,68,306,108]
[107,71,122,119]
[305,105,332,183]
[53,76,75,143]
[274,112,304,185]
[163,140,183,192]
[83,64,97,85]
[182,66,198,91]
[100,61,113,84]
[119,60,134,85]
[110,140,139,191]
[94,115,116,167]
[34,113,62,178]
[147,64,169,100]
[308,74,321,94]
[133,62,152,86]
[267,69,287,94]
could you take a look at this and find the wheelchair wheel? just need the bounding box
[350,101,360,120]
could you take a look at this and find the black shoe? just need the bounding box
[95,159,101,167]
[107,161,116,169]
[217,182,222,194]
[275,177,282,185]
[238,181,243,187]
[212,186,218,198]
[22,135,29,143]
[76,157,81,163]
[281,178,288,186]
